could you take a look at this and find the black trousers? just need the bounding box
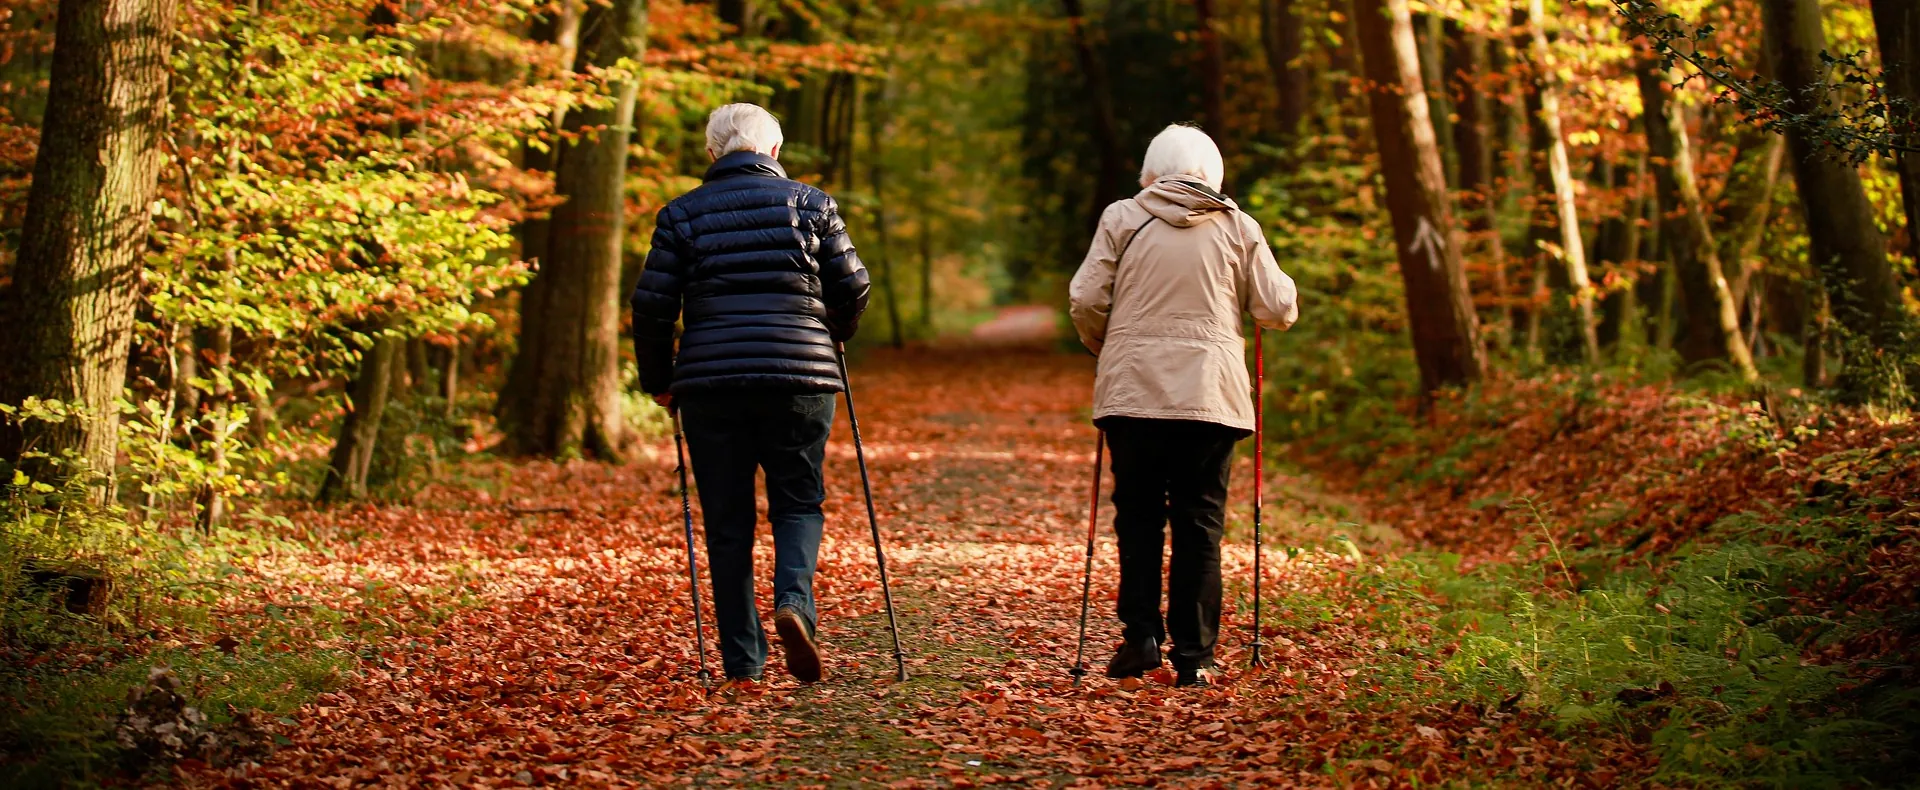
[1099,416,1244,671]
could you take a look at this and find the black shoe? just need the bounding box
[1104,637,1162,679]
[774,606,823,683]
[1175,664,1215,688]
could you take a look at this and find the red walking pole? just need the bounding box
[1069,431,1104,684]
[1250,329,1268,667]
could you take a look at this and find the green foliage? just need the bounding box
[1610,0,1918,163]
[1243,152,1420,462]
[1419,507,1920,787]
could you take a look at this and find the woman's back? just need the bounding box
[1068,177,1298,433]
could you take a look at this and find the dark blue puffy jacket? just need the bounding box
[631,152,871,396]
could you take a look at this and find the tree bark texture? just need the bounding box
[1871,0,1920,263]
[511,0,585,374]
[1354,0,1484,395]
[1763,0,1909,395]
[1523,0,1598,364]
[0,0,181,486]
[318,336,399,502]
[1061,0,1127,231]
[1638,63,1757,380]
[1414,12,1454,186]
[1194,0,1228,151]
[1262,0,1308,142]
[1718,133,1784,307]
[1445,22,1510,346]
[868,78,905,348]
[500,0,648,459]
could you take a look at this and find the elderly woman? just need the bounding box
[1068,125,1298,687]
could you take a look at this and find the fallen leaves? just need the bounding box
[174,348,1662,788]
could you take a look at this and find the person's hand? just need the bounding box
[653,393,674,410]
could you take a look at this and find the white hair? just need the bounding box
[706,103,785,157]
[1138,124,1224,190]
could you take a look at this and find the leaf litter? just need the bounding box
[178,348,1658,787]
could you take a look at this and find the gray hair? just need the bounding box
[706,103,785,157]
[1138,125,1224,190]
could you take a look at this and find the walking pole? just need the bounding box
[1249,329,1268,668]
[672,410,715,689]
[1070,432,1105,684]
[835,343,909,682]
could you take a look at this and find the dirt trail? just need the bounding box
[195,347,1643,788]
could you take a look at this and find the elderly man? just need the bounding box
[631,103,870,687]
[1069,125,1297,687]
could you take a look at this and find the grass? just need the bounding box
[1243,497,1920,789]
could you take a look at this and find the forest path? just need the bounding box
[197,348,1640,788]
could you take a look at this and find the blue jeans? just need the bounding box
[679,391,836,678]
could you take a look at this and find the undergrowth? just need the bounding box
[1,395,484,787]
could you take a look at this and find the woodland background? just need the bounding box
[1,0,1919,785]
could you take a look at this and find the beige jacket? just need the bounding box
[1068,178,1299,432]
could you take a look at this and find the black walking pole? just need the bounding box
[1070,432,1104,684]
[1249,329,1268,668]
[672,410,715,689]
[835,343,909,682]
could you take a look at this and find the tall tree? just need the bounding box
[1637,62,1756,380]
[1060,0,1126,230]
[1763,0,1909,396]
[869,77,905,348]
[1262,0,1308,143]
[1521,0,1598,363]
[317,336,399,502]
[1354,0,1485,395]
[1872,0,1920,264]
[1194,0,1228,149]
[1446,21,1510,346]
[500,0,649,458]
[0,0,182,483]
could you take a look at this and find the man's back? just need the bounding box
[631,151,870,397]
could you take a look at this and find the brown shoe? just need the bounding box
[774,606,823,683]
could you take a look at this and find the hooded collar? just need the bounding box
[1134,176,1237,228]
[705,151,788,182]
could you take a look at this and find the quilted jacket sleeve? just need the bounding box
[631,206,689,395]
[814,193,871,343]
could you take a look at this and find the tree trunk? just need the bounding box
[1061,0,1127,230]
[500,0,648,459]
[438,339,461,418]
[1595,155,1647,351]
[1767,0,1910,399]
[918,136,935,333]
[1446,22,1510,348]
[1520,70,1552,358]
[1523,0,1598,364]
[1872,0,1920,263]
[1194,0,1228,151]
[1638,62,1757,380]
[1718,134,1784,306]
[868,78,905,349]
[406,338,432,395]
[509,0,584,410]
[1354,0,1485,396]
[1414,11,1454,187]
[1262,0,1307,143]
[0,0,181,489]
[318,336,399,502]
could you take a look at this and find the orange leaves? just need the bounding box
[160,347,1687,787]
